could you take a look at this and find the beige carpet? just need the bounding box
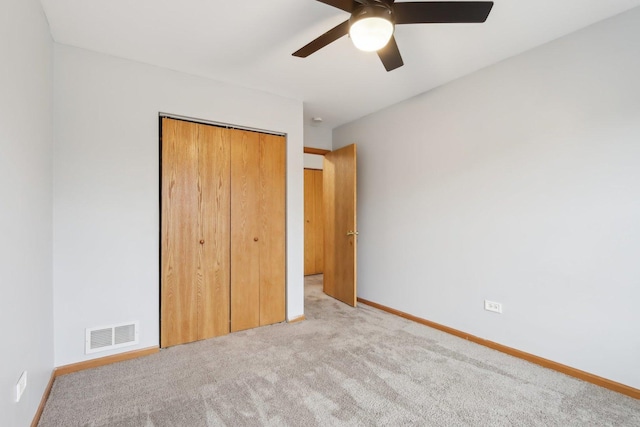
[40,275,640,426]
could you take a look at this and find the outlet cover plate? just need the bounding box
[16,371,27,402]
[484,300,503,314]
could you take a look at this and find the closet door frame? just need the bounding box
[159,114,288,348]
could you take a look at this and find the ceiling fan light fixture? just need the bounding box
[349,5,394,52]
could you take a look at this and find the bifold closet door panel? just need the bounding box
[259,134,286,326]
[161,118,200,347]
[230,130,261,332]
[197,124,231,340]
[163,120,285,343]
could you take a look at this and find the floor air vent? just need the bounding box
[85,321,139,354]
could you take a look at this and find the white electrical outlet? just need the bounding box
[16,371,27,402]
[484,300,502,314]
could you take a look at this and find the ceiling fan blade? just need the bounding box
[293,20,350,58]
[377,36,404,71]
[316,0,357,13]
[394,1,494,25]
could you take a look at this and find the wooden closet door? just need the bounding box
[259,134,286,326]
[163,120,285,343]
[230,130,261,332]
[197,124,231,340]
[161,118,200,347]
[304,169,316,275]
[313,169,324,273]
[304,169,324,275]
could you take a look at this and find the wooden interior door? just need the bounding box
[323,144,357,306]
[259,133,286,326]
[162,119,286,344]
[230,129,261,332]
[161,118,200,347]
[161,119,232,347]
[197,124,231,340]
[230,130,286,331]
[314,169,324,274]
[304,169,324,275]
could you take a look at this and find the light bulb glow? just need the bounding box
[349,17,394,52]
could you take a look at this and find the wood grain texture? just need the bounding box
[313,169,324,273]
[162,119,287,340]
[231,130,261,332]
[259,134,286,326]
[304,169,316,275]
[304,169,324,275]
[323,157,336,298]
[335,144,357,306]
[197,124,231,340]
[357,298,640,400]
[323,144,357,306]
[161,118,199,347]
[303,147,330,155]
[55,347,160,377]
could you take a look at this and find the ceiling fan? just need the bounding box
[293,1,494,71]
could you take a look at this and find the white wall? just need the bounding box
[303,120,332,151]
[0,0,53,424]
[304,154,324,170]
[334,8,640,389]
[303,120,331,169]
[53,45,304,366]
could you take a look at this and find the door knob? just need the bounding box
[346,231,359,236]
[254,237,259,242]
[199,240,205,244]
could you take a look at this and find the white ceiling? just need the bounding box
[40,0,640,130]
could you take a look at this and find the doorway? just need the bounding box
[303,144,358,307]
